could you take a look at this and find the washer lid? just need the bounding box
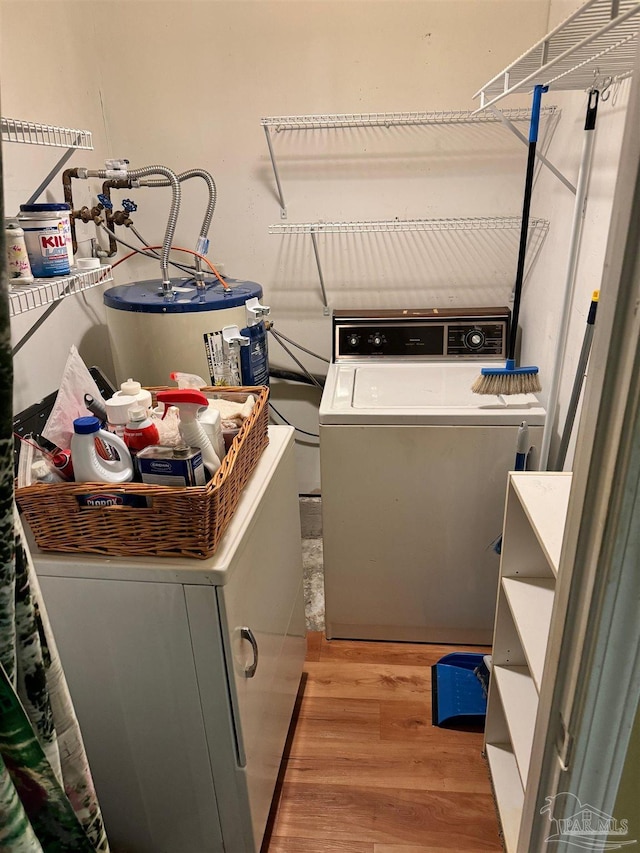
[319,362,546,425]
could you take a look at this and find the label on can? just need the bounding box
[240,323,269,385]
[137,446,206,487]
[203,330,242,386]
[21,220,71,277]
[5,225,34,282]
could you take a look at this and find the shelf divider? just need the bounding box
[502,577,556,692]
[510,473,573,575]
[485,743,524,852]
[494,665,539,787]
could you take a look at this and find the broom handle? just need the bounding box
[553,292,599,471]
[508,84,547,360]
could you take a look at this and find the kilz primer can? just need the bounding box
[18,203,73,277]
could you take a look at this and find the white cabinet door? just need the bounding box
[37,576,225,853]
[200,440,306,852]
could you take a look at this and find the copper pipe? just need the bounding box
[62,168,79,253]
[101,179,133,256]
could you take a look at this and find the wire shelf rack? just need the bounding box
[475,0,640,109]
[269,218,549,312]
[261,106,558,131]
[262,108,559,217]
[1,118,94,149]
[269,217,549,235]
[9,266,113,317]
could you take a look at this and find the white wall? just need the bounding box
[519,0,630,469]
[91,0,553,492]
[6,0,625,492]
[519,83,629,468]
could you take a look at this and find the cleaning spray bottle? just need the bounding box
[155,389,221,477]
[168,373,225,459]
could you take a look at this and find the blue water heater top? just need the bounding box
[103,277,263,314]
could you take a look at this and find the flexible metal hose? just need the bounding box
[89,165,181,292]
[138,170,216,282]
[138,169,217,243]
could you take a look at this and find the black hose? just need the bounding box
[269,402,319,439]
[269,367,325,388]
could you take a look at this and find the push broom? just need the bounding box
[472,84,547,396]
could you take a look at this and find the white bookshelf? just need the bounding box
[485,472,572,852]
[485,743,525,852]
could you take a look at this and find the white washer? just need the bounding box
[319,309,546,645]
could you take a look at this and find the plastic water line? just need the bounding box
[138,169,217,286]
[539,90,600,471]
[86,164,181,293]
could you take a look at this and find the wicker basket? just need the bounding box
[16,386,269,560]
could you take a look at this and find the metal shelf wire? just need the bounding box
[475,0,640,109]
[269,216,549,235]
[262,107,558,216]
[269,218,549,313]
[261,106,557,131]
[9,266,113,317]
[1,117,93,149]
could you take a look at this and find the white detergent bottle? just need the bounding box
[155,389,221,476]
[71,416,134,483]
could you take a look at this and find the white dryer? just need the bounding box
[319,308,545,645]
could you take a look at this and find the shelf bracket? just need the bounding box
[310,230,330,315]
[263,125,288,218]
[489,106,576,195]
[23,135,84,206]
[12,297,66,356]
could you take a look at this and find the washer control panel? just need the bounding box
[333,308,509,361]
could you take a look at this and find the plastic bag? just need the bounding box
[42,346,107,451]
[16,436,63,487]
[152,405,182,446]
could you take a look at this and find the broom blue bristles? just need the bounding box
[471,358,541,396]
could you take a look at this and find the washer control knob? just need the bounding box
[347,333,360,347]
[465,328,485,350]
[372,333,383,347]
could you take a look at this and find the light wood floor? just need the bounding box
[262,633,502,853]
